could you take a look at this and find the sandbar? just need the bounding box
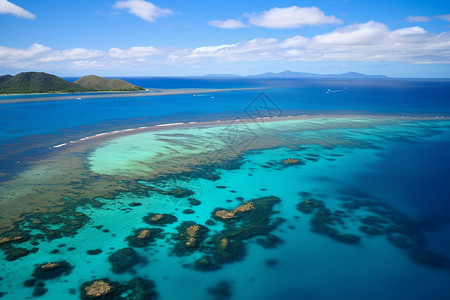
[0,87,264,104]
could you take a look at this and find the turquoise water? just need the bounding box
[1,116,449,299]
[1,78,450,299]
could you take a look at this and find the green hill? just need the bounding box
[0,72,87,94]
[74,75,144,92]
[0,75,13,84]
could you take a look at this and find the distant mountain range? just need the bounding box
[202,71,388,79]
[0,72,144,95]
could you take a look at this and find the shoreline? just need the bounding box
[0,87,264,104]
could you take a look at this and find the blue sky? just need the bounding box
[0,0,450,77]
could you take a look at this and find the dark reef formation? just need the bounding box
[172,222,209,256]
[32,261,73,280]
[296,189,450,269]
[126,228,165,248]
[189,196,283,271]
[147,187,194,198]
[142,213,178,227]
[207,280,233,300]
[79,277,158,300]
[108,248,142,274]
[297,192,360,244]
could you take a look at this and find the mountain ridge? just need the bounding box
[201,71,388,79]
[0,72,144,95]
[0,72,87,94]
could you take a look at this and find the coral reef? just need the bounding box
[172,222,209,256]
[80,279,119,299]
[408,249,449,269]
[3,247,30,261]
[193,255,222,272]
[207,280,232,300]
[32,261,73,280]
[256,234,284,249]
[108,248,141,274]
[265,258,279,267]
[188,198,201,206]
[213,202,255,220]
[80,277,158,300]
[142,213,178,227]
[148,187,194,198]
[281,158,305,167]
[87,249,103,255]
[193,196,282,267]
[32,282,47,297]
[126,228,164,248]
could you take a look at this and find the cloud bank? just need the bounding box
[1,21,449,71]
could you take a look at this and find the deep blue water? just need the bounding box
[1,78,450,139]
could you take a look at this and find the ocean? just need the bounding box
[0,78,449,300]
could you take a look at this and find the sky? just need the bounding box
[0,0,450,77]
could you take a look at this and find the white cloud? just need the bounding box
[109,46,162,58]
[2,21,450,71]
[113,0,172,22]
[313,21,387,45]
[37,48,103,62]
[248,6,342,28]
[0,0,35,19]
[435,14,450,22]
[208,19,247,29]
[0,43,49,61]
[407,16,431,23]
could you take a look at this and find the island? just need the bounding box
[0,72,144,95]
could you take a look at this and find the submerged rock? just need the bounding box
[265,258,279,267]
[142,213,178,227]
[359,226,384,236]
[256,234,284,249]
[125,277,158,300]
[193,255,222,272]
[32,261,73,280]
[281,158,304,166]
[214,202,255,220]
[126,228,164,248]
[207,280,232,300]
[4,247,30,261]
[310,206,360,245]
[408,249,449,269]
[32,284,47,297]
[296,199,324,214]
[0,236,24,245]
[80,279,118,299]
[188,198,201,206]
[108,248,141,274]
[148,187,194,198]
[172,222,209,256]
[87,249,102,255]
[80,277,158,300]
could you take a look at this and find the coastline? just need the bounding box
[0,87,264,104]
